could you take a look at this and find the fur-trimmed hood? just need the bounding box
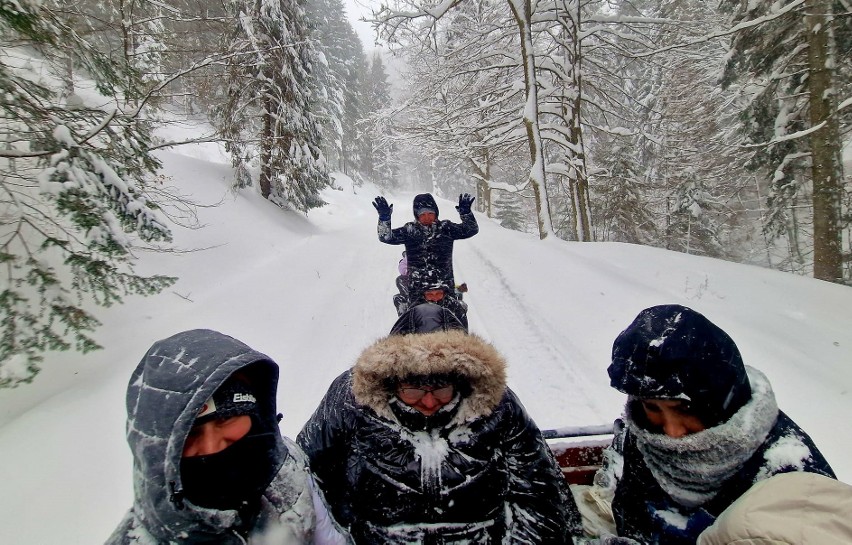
[352,330,507,424]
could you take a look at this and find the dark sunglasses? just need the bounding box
[397,384,454,403]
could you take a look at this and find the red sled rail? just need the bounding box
[543,424,613,486]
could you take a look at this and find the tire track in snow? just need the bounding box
[461,245,609,427]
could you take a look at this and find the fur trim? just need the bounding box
[352,330,507,423]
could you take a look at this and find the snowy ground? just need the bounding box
[1,130,851,543]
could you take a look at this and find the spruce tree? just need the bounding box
[217,0,329,212]
[0,1,175,387]
[363,52,398,188]
[720,0,850,282]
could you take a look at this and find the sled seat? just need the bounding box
[548,439,609,485]
[543,425,612,485]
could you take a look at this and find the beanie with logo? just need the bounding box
[181,374,275,511]
[194,375,259,426]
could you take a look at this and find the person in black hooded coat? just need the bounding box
[297,303,580,544]
[595,305,835,545]
[372,193,478,299]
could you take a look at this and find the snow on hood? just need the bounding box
[124,329,283,541]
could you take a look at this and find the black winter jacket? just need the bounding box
[297,330,579,544]
[377,195,478,296]
[607,404,835,545]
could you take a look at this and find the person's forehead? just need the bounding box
[644,398,688,407]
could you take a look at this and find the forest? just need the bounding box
[0,0,849,385]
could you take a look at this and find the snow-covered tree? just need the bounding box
[217,0,329,212]
[362,52,398,188]
[494,191,529,231]
[374,0,560,238]
[592,137,657,244]
[306,0,369,176]
[720,0,851,283]
[0,1,175,387]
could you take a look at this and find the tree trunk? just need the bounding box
[470,148,493,217]
[508,0,553,240]
[260,92,273,198]
[566,7,591,241]
[804,0,844,282]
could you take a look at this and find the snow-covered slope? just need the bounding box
[1,140,850,544]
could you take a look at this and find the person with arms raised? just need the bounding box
[373,192,478,305]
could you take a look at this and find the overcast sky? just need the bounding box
[343,0,381,49]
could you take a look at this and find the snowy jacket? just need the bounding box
[601,377,835,545]
[377,193,478,296]
[697,472,852,545]
[296,329,580,544]
[600,305,836,544]
[106,329,349,545]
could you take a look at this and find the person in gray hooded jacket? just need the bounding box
[106,329,350,545]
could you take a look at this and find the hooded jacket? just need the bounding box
[599,306,835,545]
[377,193,478,297]
[107,329,348,545]
[297,313,579,544]
[697,472,852,545]
[389,301,466,335]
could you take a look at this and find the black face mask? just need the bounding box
[180,432,280,511]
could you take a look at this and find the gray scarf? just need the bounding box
[627,366,779,508]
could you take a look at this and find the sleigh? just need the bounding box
[544,424,613,485]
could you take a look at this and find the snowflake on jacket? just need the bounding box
[297,307,580,544]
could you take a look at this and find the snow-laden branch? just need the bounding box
[633,0,806,58]
[741,95,852,148]
[0,46,297,159]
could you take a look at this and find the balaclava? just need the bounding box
[608,305,752,428]
[179,374,279,511]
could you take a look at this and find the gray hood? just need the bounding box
[124,329,285,541]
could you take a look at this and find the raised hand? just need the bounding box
[456,193,475,215]
[373,196,393,221]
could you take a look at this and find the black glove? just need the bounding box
[456,193,475,215]
[373,196,393,221]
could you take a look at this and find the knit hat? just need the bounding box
[413,193,439,218]
[608,305,752,428]
[194,376,259,426]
